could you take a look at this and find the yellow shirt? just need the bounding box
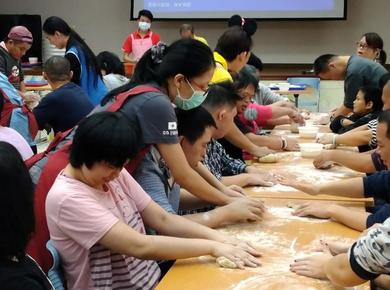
[194,35,208,46]
[210,51,233,84]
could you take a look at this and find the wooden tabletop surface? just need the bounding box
[156,114,370,290]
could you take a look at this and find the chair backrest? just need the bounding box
[46,240,65,290]
[287,77,321,112]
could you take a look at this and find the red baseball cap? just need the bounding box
[7,26,33,44]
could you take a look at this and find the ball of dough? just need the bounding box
[258,154,277,163]
[216,256,238,269]
[323,144,336,150]
[317,161,334,170]
[290,122,299,133]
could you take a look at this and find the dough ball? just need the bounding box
[323,144,336,150]
[216,256,238,269]
[258,154,277,163]
[290,122,299,133]
[287,202,300,210]
[317,161,334,169]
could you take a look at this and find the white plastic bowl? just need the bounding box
[277,82,290,91]
[299,126,319,139]
[300,143,323,158]
[28,57,38,64]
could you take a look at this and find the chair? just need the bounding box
[287,77,321,112]
[46,240,65,290]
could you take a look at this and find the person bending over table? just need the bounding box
[313,54,387,119]
[134,106,266,229]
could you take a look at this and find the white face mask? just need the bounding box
[138,21,151,31]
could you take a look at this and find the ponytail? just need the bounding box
[43,16,102,85]
[101,39,214,106]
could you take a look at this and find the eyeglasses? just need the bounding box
[356,42,370,50]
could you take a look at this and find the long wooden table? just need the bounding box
[157,118,371,290]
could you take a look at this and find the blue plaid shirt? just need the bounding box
[203,139,247,180]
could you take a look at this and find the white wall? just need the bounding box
[2,0,390,63]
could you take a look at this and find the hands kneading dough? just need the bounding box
[258,154,277,163]
[216,256,238,269]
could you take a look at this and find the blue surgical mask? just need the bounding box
[138,21,151,31]
[175,79,207,110]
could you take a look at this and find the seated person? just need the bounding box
[330,86,383,134]
[281,110,390,232]
[33,56,94,134]
[237,66,304,129]
[97,51,129,91]
[0,142,52,290]
[290,219,390,289]
[201,82,277,187]
[179,24,208,46]
[134,106,266,228]
[46,111,261,290]
[317,74,390,152]
[218,75,300,161]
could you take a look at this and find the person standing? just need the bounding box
[43,16,107,106]
[0,26,33,92]
[122,9,160,63]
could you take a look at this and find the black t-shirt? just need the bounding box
[0,255,53,290]
[33,82,94,133]
[218,116,251,161]
[0,44,24,90]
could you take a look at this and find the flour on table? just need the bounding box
[252,184,298,192]
[267,207,329,223]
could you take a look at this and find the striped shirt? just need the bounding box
[46,170,160,290]
[368,119,378,149]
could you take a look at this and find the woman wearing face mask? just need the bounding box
[100,39,250,213]
[42,16,107,106]
[356,32,387,66]
[122,9,161,63]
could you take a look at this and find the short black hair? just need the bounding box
[215,26,253,62]
[359,86,383,111]
[176,106,216,144]
[0,142,35,261]
[97,51,125,76]
[247,53,263,72]
[180,24,194,34]
[378,109,390,139]
[69,111,138,169]
[233,66,259,93]
[202,81,241,112]
[313,54,337,75]
[138,9,154,21]
[43,56,71,82]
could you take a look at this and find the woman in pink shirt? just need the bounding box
[46,111,261,290]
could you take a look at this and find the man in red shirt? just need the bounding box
[122,9,160,63]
